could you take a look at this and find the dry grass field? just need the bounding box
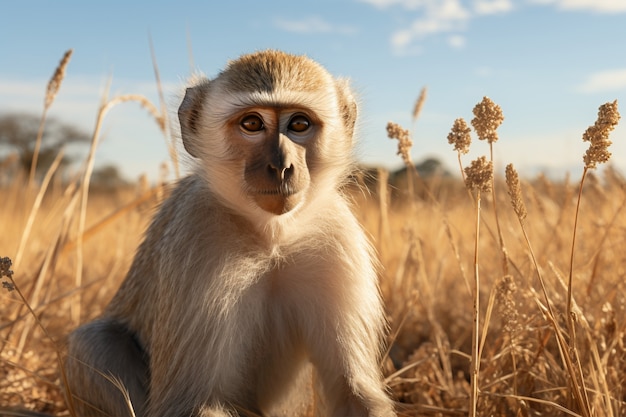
[1,52,624,417]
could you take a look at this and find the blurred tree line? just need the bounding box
[0,112,128,187]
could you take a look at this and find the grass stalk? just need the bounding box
[566,167,587,322]
[488,141,509,276]
[564,167,592,415]
[29,49,73,187]
[463,155,493,417]
[15,148,65,268]
[29,108,49,187]
[149,35,179,178]
[506,163,592,417]
[72,91,165,325]
[468,188,482,417]
[376,168,390,261]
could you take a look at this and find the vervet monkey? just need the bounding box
[65,50,396,417]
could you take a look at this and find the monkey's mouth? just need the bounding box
[252,187,303,215]
[255,185,299,197]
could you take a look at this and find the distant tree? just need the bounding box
[391,157,450,182]
[388,157,453,200]
[91,164,129,189]
[415,157,450,178]
[0,113,90,177]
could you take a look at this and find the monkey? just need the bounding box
[64,50,396,417]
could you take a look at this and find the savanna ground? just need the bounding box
[1,51,625,417]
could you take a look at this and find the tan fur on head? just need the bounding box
[64,50,396,417]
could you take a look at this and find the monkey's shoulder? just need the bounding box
[146,175,228,232]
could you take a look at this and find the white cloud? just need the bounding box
[390,31,425,54]
[577,69,626,93]
[273,16,357,35]
[360,0,514,13]
[367,0,517,54]
[357,0,426,9]
[474,0,514,15]
[437,0,472,20]
[387,0,470,52]
[0,77,101,117]
[530,0,626,13]
[391,30,414,48]
[448,34,467,48]
[474,66,494,77]
[0,80,47,101]
[363,0,622,56]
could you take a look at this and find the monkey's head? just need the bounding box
[178,50,357,219]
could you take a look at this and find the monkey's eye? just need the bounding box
[288,115,311,133]
[240,114,264,132]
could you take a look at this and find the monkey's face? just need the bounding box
[230,107,313,215]
[178,50,357,220]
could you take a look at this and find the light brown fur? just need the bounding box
[64,50,395,417]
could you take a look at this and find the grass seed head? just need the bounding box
[497,275,520,336]
[1,256,14,291]
[412,86,428,122]
[45,49,73,109]
[0,257,13,278]
[583,100,620,169]
[505,163,527,220]
[447,118,472,154]
[387,121,413,167]
[464,156,493,193]
[471,96,504,143]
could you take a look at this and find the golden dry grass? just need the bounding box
[1,54,625,417]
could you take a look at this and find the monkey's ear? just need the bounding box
[335,79,358,140]
[178,80,210,158]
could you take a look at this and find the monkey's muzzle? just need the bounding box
[253,190,302,215]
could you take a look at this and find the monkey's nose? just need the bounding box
[267,163,294,182]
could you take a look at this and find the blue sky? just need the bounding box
[1,0,625,181]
